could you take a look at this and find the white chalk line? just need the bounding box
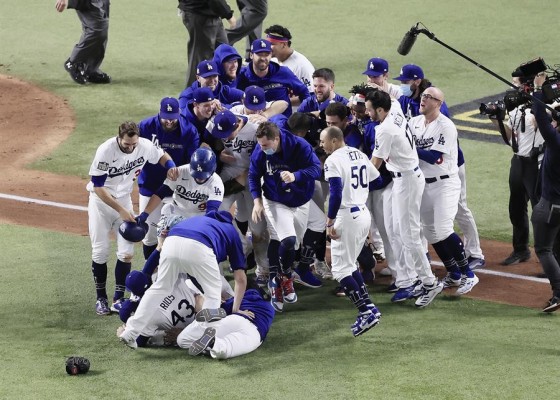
[0,192,550,284]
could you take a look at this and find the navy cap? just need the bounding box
[125,271,149,297]
[244,85,266,111]
[192,87,215,103]
[251,39,272,54]
[196,60,219,78]
[362,57,389,77]
[393,64,424,81]
[211,110,239,139]
[159,97,180,120]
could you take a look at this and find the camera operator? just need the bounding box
[489,77,544,266]
[531,72,560,312]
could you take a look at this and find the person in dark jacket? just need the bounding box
[178,0,237,87]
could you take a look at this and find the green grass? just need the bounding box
[1,224,559,400]
[1,0,558,398]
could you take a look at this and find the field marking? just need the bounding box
[430,260,548,284]
[0,193,87,212]
[0,192,550,284]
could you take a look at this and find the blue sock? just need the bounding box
[352,270,373,306]
[142,244,157,260]
[341,275,369,313]
[279,236,297,275]
[267,240,280,278]
[91,261,107,300]
[297,229,322,273]
[442,233,473,277]
[114,260,131,301]
[432,241,461,279]
[142,249,160,276]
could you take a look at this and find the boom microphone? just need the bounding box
[397,24,420,56]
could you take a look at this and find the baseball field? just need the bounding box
[1,1,559,399]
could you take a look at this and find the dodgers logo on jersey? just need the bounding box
[107,157,145,177]
[175,186,209,204]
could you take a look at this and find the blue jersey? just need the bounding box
[344,124,363,150]
[222,289,275,341]
[213,44,242,88]
[248,129,321,207]
[179,81,244,110]
[236,61,310,117]
[137,115,199,196]
[168,215,246,270]
[180,103,209,138]
[297,93,348,113]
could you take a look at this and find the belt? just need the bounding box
[350,206,360,212]
[425,175,449,184]
[513,154,531,160]
[390,166,419,178]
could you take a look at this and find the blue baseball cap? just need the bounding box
[212,110,239,139]
[159,97,180,120]
[362,57,389,77]
[192,87,215,103]
[251,39,272,54]
[196,60,219,78]
[393,64,424,81]
[125,271,149,297]
[244,85,266,111]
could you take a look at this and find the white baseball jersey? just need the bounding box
[276,50,315,93]
[506,106,544,157]
[409,113,459,177]
[87,137,164,198]
[163,165,224,218]
[371,100,419,172]
[206,115,259,181]
[324,146,380,208]
[141,277,200,337]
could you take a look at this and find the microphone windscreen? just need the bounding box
[397,29,418,56]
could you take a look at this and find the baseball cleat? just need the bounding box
[543,296,560,313]
[314,261,333,279]
[455,274,480,295]
[334,286,346,297]
[64,59,88,84]
[367,304,382,319]
[467,257,486,270]
[110,298,125,313]
[293,268,322,288]
[390,281,421,302]
[415,280,444,308]
[268,277,284,312]
[119,331,138,349]
[441,273,462,289]
[280,275,297,303]
[195,308,227,323]
[87,71,112,84]
[95,298,111,316]
[351,311,380,337]
[501,250,531,266]
[189,327,216,356]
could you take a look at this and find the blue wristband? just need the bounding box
[164,160,176,170]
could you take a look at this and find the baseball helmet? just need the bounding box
[118,220,148,242]
[125,270,150,296]
[190,148,217,181]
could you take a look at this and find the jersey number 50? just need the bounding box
[351,165,368,189]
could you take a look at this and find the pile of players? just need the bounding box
[86,24,487,358]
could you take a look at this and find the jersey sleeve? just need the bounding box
[208,175,225,202]
[142,138,165,164]
[323,156,341,180]
[88,143,111,177]
[371,127,392,160]
[366,159,380,182]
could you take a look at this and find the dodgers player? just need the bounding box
[117,272,203,347]
[137,148,224,223]
[87,121,178,315]
[366,90,443,308]
[408,87,479,295]
[320,126,382,336]
[248,121,322,312]
[207,110,271,281]
[119,211,248,348]
[363,58,403,100]
[137,97,199,259]
[178,289,275,359]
